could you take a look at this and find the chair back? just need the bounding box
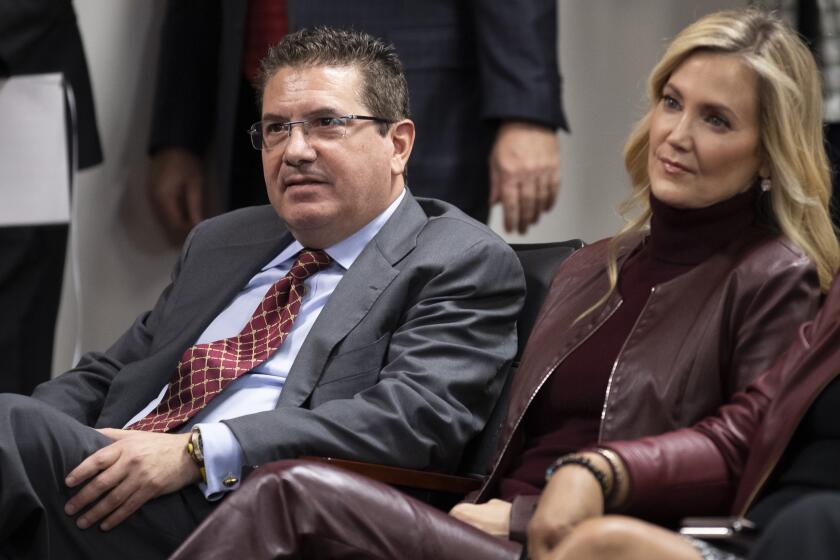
[457,240,583,477]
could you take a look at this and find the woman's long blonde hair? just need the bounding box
[586,8,840,319]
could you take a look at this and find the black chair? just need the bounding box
[304,240,584,505]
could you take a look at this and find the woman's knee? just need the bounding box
[253,460,349,491]
[239,460,363,509]
[555,516,645,559]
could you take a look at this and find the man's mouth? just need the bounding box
[283,175,328,188]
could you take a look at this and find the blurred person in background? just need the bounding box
[0,0,102,394]
[148,0,566,242]
[755,0,840,231]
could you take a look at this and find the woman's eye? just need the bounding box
[706,115,730,129]
[662,95,680,110]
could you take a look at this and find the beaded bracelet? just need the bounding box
[545,454,610,505]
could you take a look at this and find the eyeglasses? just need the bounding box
[248,115,391,150]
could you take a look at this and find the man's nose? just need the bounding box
[283,124,316,165]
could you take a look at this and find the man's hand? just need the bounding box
[64,429,201,531]
[149,147,206,245]
[489,121,560,234]
[527,460,606,560]
[449,498,512,538]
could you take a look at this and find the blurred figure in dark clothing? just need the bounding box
[148,0,567,243]
[0,0,102,394]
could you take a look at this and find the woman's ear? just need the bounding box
[759,162,770,179]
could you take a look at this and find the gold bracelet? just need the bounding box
[186,427,207,483]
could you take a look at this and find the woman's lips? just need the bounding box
[659,156,694,174]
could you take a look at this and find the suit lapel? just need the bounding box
[278,192,427,407]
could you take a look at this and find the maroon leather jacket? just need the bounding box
[474,228,819,510]
[606,271,840,520]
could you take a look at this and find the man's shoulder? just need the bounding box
[188,206,287,247]
[370,194,521,287]
[412,196,511,253]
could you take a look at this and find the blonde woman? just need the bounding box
[171,9,838,560]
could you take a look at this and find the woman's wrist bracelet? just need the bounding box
[590,447,623,510]
[545,454,610,506]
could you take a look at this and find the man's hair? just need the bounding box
[257,27,410,129]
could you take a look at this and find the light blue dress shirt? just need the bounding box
[125,190,405,498]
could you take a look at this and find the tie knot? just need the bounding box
[290,249,332,280]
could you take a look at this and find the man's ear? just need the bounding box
[389,119,415,176]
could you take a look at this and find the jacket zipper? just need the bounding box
[598,286,656,442]
[475,298,623,499]
[737,368,840,515]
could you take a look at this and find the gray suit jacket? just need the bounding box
[32,193,525,472]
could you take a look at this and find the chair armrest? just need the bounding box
[300,456,483,494]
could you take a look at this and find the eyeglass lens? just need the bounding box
[251,117,350,150]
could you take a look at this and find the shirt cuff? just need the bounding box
[195,422,245,500]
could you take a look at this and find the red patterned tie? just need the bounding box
[128,249,331,433]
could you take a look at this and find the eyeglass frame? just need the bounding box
[247,114,392,151]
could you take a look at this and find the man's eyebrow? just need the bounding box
[261,107,344,122]
[260,112,287,122]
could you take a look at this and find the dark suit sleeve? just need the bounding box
[471,0,567,130]
[148,0,222,156]
[224,237,526,472]
[29,226,199,425]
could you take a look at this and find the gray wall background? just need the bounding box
[53,0,743,374]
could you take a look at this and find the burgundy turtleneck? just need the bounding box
[499,187,761,500]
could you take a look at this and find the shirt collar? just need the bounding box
[262,188,406,272]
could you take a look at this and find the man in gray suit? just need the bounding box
[0,28,524,559]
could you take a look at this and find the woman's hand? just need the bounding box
[449,498,513,538]
[527,458,606,560]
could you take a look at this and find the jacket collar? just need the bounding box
[278,191,426,406]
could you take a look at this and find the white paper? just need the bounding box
[0,73,71,226]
